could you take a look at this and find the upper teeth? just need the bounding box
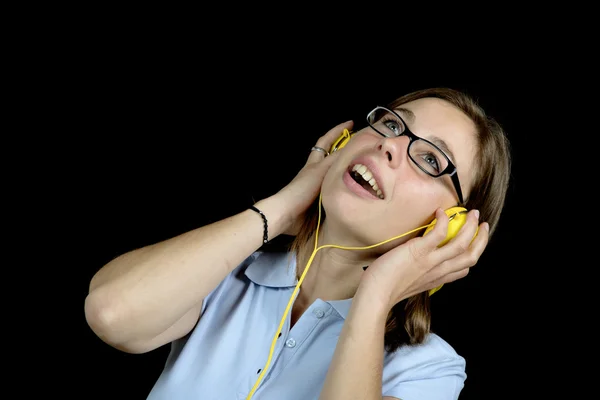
[352,163,384,199]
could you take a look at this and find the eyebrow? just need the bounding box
[395,107,458,164]
[429,136,457,164]
[395,107,415,124]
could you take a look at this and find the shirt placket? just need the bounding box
[261,299,332,384]
[242,287,299,398]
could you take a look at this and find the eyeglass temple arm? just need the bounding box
[449,171,464,206]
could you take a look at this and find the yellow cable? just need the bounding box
[245,193,433,399]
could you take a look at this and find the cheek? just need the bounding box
[389,179,457,229]
[348,131,376,147]
[388,177,446,216]
[327,133,375,173]
[322,137,369,185]
[392,178,445,206]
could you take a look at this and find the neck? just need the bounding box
[294,224,377,306]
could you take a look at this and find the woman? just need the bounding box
[85,87,511,399]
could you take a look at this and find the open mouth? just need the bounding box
[348,163,384,199]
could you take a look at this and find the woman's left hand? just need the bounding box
[356,208,489,311]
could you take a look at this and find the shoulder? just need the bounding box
[200,252,260,311]
[384,332,466,375]
[201,250,294,311]
[382,333,466,399]
[405,333,464,361]
[219,250,266,282]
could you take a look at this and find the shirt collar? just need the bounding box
[245,251,354,319]
[245,251,298,288]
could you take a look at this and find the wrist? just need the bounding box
[252,195,293,241]
[354,284,394,318]
[350,290,391,330]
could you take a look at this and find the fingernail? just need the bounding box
[483,222,489,231]
[473,210,480,219]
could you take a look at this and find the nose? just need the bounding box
[377,135,410,168]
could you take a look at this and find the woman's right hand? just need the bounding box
[276,120,354,236]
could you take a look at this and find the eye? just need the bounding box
[410,140,449,176]
[381,115,405,136]
[420,152,441,173]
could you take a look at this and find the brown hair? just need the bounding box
[289,87,512,352]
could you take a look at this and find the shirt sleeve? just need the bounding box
[384,371,465,400]
[382,335,467,400]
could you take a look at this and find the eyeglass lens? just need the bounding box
[368,108,449,176]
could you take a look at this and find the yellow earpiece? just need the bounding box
[423,206,469,246]
[246,192,477,399]
[424,207,479,295]
[329,128,355,154]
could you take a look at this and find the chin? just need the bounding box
[321,182,358,220]
[320,191,376,241]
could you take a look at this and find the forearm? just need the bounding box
[319,290,390,400]
[85,194,290,345]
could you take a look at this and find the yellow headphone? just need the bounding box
[329,129,479,288]
[329,129,474,294]
[329,127,355,154]
[245,128,475,399]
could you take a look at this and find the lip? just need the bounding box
[343,156,385,200]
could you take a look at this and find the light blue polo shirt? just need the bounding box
[147,251,466,400]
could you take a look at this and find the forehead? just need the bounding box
[396,97,478,188]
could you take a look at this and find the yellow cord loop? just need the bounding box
[245,193,431,399]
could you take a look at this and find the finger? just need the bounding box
[433,220,490,275]
[306,120,354,164]
[452,221,490,268]
[309,144,341,173]
[408,208,450,263]
[431,209,481,263]
[428,267,471,291]
[425,207,451,248]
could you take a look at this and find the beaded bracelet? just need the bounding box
[249,205,269,244]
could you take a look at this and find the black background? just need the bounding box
[72,77,533,400]
[40,27,555,400]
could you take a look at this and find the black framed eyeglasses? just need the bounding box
[367,106,464,205]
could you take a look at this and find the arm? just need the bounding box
[320,208,483,399]
[84,194,291,354]
[84,120,354,354]
[319,289,464,400]
[319,288,391,400]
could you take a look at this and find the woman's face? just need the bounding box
[321,97,478,250]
